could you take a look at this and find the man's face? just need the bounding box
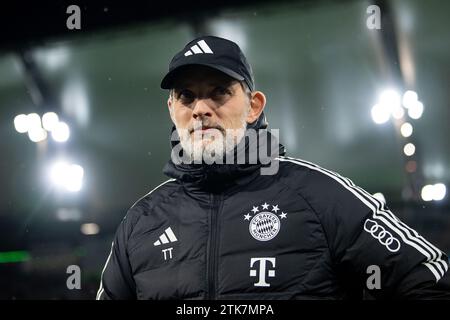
[167,65,252,162]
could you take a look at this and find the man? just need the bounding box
[97,36,450,299]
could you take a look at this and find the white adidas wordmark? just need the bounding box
[154,227,178,246]
[184,40,214,56]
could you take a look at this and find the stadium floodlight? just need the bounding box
[402,90,418,109]
[403,143,416,156]
[51,121,70,142]
[371,104,391,124]
[408,101,424,120]
[379,89,401,113]
[81,223,99,235]
[400,122,413,137]
[433,183,446,201]
[42,112,60,131]
[421,185,433,201]
[421,183,447,201]
[50,161,84,192]
[28,126,47,142]
[372,89,402,124]
[14,114,29,133]
[27,113,41,130]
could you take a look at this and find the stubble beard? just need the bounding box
[175,109,249,164]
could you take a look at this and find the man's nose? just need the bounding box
[192,99,213,120]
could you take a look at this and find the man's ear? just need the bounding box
[247,91,266,123]
[167,96,175,124]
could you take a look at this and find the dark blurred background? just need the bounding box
[0,0,449,299]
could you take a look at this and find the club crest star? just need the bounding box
[243,202,288,242]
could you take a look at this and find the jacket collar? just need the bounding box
[163,119,285,192]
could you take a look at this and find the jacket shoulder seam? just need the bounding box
[126,178,178,239]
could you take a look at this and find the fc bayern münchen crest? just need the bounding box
[244,202,288,241]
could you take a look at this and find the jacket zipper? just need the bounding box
[207,193,221,299]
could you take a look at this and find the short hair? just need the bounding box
[239,81,252,98]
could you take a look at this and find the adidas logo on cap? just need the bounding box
[153,227,178,246]
[184,40,214,56]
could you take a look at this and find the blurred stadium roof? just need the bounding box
[1,0,449,215]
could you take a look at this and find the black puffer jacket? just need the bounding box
[97,120,450,300]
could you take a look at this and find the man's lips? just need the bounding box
[190,126,222,133]
[200,127,215,132]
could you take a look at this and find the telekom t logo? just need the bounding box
[249,257,276,287]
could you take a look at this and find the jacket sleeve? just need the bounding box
[96,215,136,300]
[304,169,450,299]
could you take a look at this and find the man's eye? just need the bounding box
[178,90,195,102]
[212,87,231,96]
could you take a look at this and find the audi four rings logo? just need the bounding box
[364,219,401,252]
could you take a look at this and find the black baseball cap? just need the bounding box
[160,36,255,91]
